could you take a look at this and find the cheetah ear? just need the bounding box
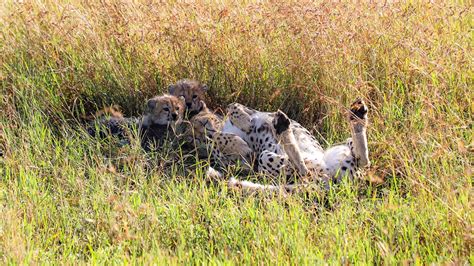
[147,98,157,110]
[178,96,186,105]
[168,84,176,95]
[198,100,208,113]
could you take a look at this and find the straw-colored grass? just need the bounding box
[0,0,472,264]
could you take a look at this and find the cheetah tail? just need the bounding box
[206,167,295,194]
[228,177,296,194]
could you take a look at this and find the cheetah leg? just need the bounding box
[226,150,296,193]
[257,150,288,177]
[272,110,308,176]
[348,99,370,168]
[206,132,254,180]
[212,132,253,167]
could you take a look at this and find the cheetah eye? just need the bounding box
[192,95,197,99]
[163,107,170,112]
[175,107,179,110]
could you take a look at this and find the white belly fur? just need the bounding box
[222,119,247,139]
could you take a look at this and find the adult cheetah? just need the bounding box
[191,99,370,189]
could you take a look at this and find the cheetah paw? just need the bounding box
[349,98,368,121]
[273,110,291,135]
[227,103,253,133]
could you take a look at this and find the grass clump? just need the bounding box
[0,0,472,264]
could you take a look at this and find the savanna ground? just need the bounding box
[0,0,472,264]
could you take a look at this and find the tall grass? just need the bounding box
[0,0,472,264]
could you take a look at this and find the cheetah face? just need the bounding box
[168,79,208,115]
[142,94,185,127]
[188,110,223,143]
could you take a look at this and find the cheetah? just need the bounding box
[186,100,317,178]
[185,101,253,169]
[142,94,186,128]
[168,79,208,117]
[87,94,185,151]
[218,99,370,189]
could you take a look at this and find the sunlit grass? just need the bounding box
[0,0,472,264]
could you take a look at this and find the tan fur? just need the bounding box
[84,105,124,121]
[213,132,252,158]
[97,106,123,118]
[168,79,208,114]
[226,103,253,133]
[348,99,370,168]
[187,102,223,142]
[142,94,185,127]
[274,125,309,177]
[187,102,252,166]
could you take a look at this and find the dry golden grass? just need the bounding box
[0,0,472,264]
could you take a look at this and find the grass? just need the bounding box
[0,0,472,264]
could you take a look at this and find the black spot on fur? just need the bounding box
[341,166,347,171]
[269,157,274,162]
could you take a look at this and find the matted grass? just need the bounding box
[0,0,472,264]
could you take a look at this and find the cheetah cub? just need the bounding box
[168,79,208,117]
[87,94,185,150]
[186,101,253,169]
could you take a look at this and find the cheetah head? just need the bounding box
[93,105,124,120]
[142,94,185,127]
[168,79,208,116]
[187,102,223,143]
